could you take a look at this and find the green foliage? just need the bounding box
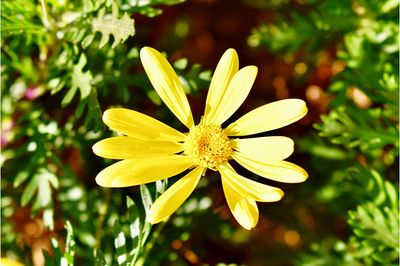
[248,0,356,52]
[315,105,398,157]
[298,167,399,266]
[87,1,135,49]
[249,0,398,264]
[94,186,157,266]
[346,168,399,264]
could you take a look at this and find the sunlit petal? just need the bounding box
[103,108,186,142]
[204,49,239,123]
[92,137,183,159]
[225,99,308,136]
[0,258,24,266]
[148,167,203,224]
[222,177,259,230]
[232,136,294,162]
[209,66,258,125]
[232,152,308,183]
[95,155,194,187]
[219,163,284,202]
[140,47,194,129]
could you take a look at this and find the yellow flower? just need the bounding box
[93,47,308,230]
[0,258,25,266]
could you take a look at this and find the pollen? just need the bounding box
[184,123,233,170]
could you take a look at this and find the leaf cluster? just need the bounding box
[247,0,399,264]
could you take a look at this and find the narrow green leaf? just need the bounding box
[140,185,153,244]
[21,175,37,206]
[126,196,141,264]
[126,196,140,244]
[13,168,32,188]
[61,86,78,107]
[63,221,76,266]
[140,185,152,216]
[113,220,127,265]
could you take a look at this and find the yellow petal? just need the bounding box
[232,136,294,162]
[219,163,284,202]
[92,137,183,159]
[203,49,239,124]
[140,47,194,129]
[209,66,258,125]
[103,108,185,142]
[222,177,259,230]
[0,258,25,266]
[232,152,308,183]
[148,167,203,224]
[95,155,194,187]
[225,99,308,136]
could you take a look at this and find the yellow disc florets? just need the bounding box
[183,123,233,170]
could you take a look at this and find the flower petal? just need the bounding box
[219,163,284,202]
[232,136,294,162]
[95,155,194,187]
[203,49,239,124]
[225,99,308,136]
[103,108,186,142]
[148,167,203,224]
[232,152,308,183]
[209,66,258,125]
[221,177,259,230]
[92,137,183,160]
[140,47,194,129]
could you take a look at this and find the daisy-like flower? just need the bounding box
[93,47,308,230]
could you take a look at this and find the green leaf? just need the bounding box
[74,88,103,132]
[126,196,140,246]
[72,54,92,100]
[126,196,141,264]
[20,168,58,229]
[63,221,76,266]
[92,1,135,49]
[173,58,188,70]
[348,201,399,262]
[21,175,38,206]
[140,185,153,217]
[113,220,127,265]
[62,53,93,107]
[13,167,32,188]
[140,185,153,244]
[155,179,168,196]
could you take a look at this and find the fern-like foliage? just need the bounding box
[91,2,135,49]
[247,0,356,52]
[298,167,399,266]
[248,0,399,264]
[315,105,398,157]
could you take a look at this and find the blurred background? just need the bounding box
[1,0,398,265]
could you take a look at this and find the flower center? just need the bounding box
[184,123,232,170]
